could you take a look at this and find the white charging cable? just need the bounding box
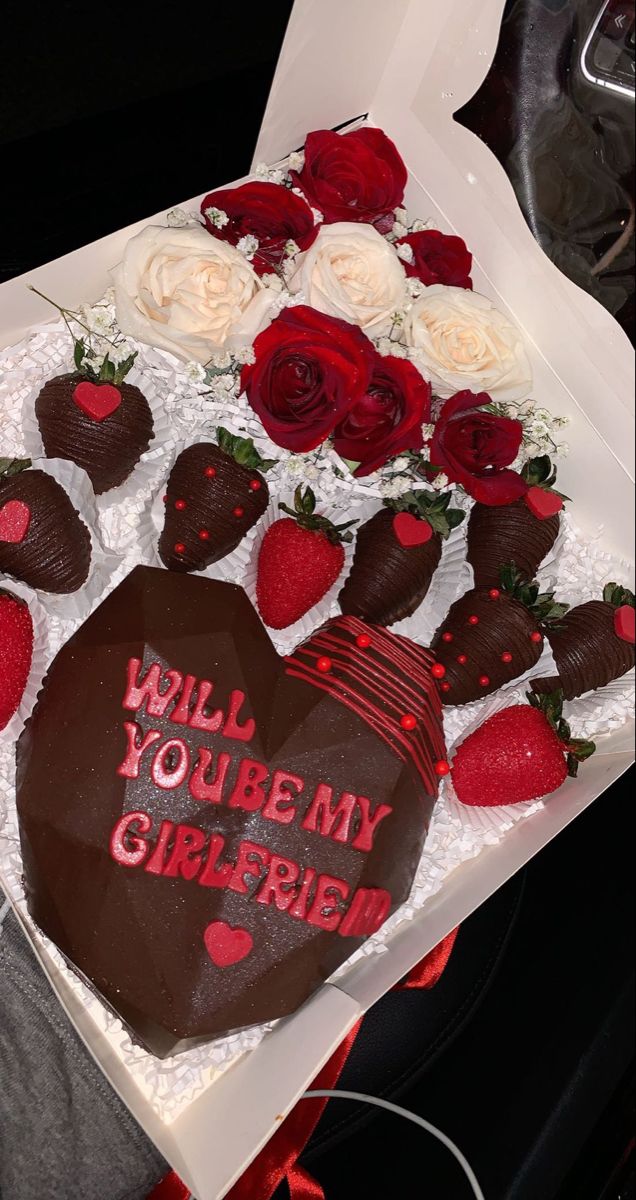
[303,1089,486,1200]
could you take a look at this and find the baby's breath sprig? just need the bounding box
[28,286,137,386]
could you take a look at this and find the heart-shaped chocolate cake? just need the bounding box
[16,566,446,1057]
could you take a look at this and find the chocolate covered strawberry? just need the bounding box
[257,487,356,629]
[431,564,569,706]
[0,458,91,593]
[0,589,34,730]
[159,430,272,572]
[467,457,566,588]
[451,691,595,806]
[30,286,153,495]
[533,583,635,701]
[339,490,464,626]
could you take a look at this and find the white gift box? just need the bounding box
[0,2,634,1197]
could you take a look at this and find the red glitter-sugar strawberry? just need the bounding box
[451,693,595,807]
[0,590,34,730]
[257,487,356,630]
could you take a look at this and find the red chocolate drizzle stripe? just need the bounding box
[285,662,439,792]
[286,618,445,792]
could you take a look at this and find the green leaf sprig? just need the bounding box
[499,563,570,626]
[216,427,276,473]
[527,689,596,777]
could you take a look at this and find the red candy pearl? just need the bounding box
[199,529,211,541]
[531,631,543,644]
[356,634,372,649]
[468,615,480,626]
[501,652,513,664]
[174,543,186,555]
[457,654,468,665]
[249,479,262,492]
[175,499,187,511]
[479,675,491,687]
[489,588,501,600]
[435,760,451,777]
[442,632,454,643]
[204,467,216,478]
[441,682,452,693]
[400,714,417,731]
[233,506,245,518]
[162,494,168,503]
[317,657,332,673]
[432,663,446,679]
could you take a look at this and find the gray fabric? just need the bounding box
[0,892,167,1200]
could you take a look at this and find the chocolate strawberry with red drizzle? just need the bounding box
[431,564,569,706]
[159,429,273,572]
[532,583,635,701]
[0,458,91,593]
[467,456,566,588]
[339,490,465,626]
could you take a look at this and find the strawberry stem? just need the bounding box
[603,582,635,609]
[279,486,357,545]
[500,563,569,626]
[0,457,32,482]
[527,689,596,777]
[384,489,465,540]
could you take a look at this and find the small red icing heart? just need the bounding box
[614,605,635,644]
[73,381,122,422]
[0,500,31,544]
[524,487,563,520]
[204,921,254,968]
[393,512,433,548]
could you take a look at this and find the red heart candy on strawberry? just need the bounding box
[393,512,433,548]
[614,604,635,644]
[0,500,31,544]
[73,381,122,422]
[524,487,563,521]
[204,921,254,968]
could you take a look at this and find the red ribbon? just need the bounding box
[149,929,459,1200]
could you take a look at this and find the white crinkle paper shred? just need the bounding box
[0,314,634,1124]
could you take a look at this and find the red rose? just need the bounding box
[290,128,408,230]
[396,231,473,289]
[430,391,527,505]
[200,182,318,276]
[333,355,431,476]
[241,305,374,453]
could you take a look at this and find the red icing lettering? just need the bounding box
[144,820,175,875]
[123,658,183,717]
[288,867,317,921]
[222,689,256,743]
[109,812,151,868]
[150,739,191,791]
[228,759,269,812]
[170,674,197,725]
[306,874,350,932]
[302,786,358,845]
[189,680,224,733]
[351,796,393,852]
[256,855,301,911]
[162,824,207,881]
[229,840,270,895]
[189,748,231,804]
[198,834,234,888]
[261,770,305,826]
[116,722,162,780]
[339,888,391,938]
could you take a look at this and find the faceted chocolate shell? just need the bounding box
[431,587,544,706]
[339,508,443,626]
[16,566,446,1057]
[0,468,91,593]
[532,601,635,701]
[159,443,269,572]
[35,372,154,495]
[467,498,560,589]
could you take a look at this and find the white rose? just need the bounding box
[288,222,406,337]
[112,225,276,364]
[403,285,532,401]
